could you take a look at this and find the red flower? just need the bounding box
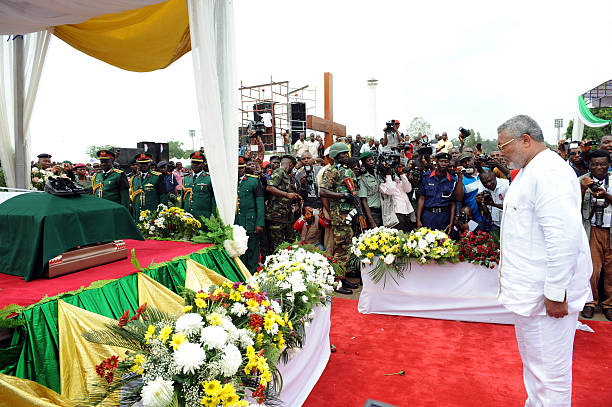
[104,372,114,383]
[248,314,264,332]
[118,310,130,328]
[253,384,266,404]
[459,255,464,261]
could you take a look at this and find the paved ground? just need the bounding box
[331,276,611,323]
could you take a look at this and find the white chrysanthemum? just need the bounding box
[362,257,371,265]
[200,325,228,349]
[220,343,242,377]
[270,300,282,314]
[223,225,249,257]
[141,376,175,407]
[230,302,247,317]
[175,313,203,334]
[418,239,428,250]
[237,329,254,348]
[383,253,395,265]
[173,342,206,374]
[267,322,279,335]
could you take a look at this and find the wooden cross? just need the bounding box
[306,72,346,150]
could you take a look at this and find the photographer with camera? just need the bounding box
[565,141,589,177]
[449,206,477,240]
[469,169,508,236]
[458,127,471,151]
[358,151,383,228]
[383,120,404,151]
[456,151,483,221]
[578,149,612,320]
[379,151,414,231]
[295,151,323,208]
[416,152,457,233]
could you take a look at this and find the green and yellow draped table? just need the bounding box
[0,192,143,281]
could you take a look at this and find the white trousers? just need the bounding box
[513,312,579,407]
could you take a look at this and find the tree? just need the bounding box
[405,117,433,141]
[168,140,190,160]
[565,107,612,142]
[86,145,115,158]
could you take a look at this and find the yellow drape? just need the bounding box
[137,272,183,313]
[233,257,253,280]
[0,373,73,407]
[184,258,231,292]
[53,0,190,72]
[57,300,125,404]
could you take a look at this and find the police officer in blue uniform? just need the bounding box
[416,152,458,233]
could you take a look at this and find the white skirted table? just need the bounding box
[358,260,514,325]
[277,304,331,406]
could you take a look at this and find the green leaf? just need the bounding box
[131,248,144,272]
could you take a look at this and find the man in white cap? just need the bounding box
[496,115,591,406]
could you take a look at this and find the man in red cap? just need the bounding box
[181,151,216,222]
[91,150,129,209]
[130,152,168,217]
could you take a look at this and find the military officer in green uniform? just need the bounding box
[130,152,168,218]
[265,155,302,254]
[319,143,360,295]
[234,156,265,273]
[91,150,130,209]
[181,151,216,222]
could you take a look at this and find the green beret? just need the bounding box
[457,152,473,162]
[359,151,374,161]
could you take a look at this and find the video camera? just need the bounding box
[480,189,494,204]
[456,212,468,225]
[458,127,471,139]
[385,120,397,132]
[249,120,266,138]
[377,151,401,176]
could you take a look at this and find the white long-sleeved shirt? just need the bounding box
[498,149,592,316]
[379,174,414,215]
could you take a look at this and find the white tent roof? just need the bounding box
[0,0,167,34]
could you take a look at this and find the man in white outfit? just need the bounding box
[496,115,592,407]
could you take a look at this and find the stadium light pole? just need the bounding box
[554,119,563,142]
[189,129,196,151]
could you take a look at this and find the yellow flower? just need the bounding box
[219,383,236,400]
[246,299,259,312]
[213,287,223,297]
[229,290,241,302]
[202,379,221,396]
[237,285,246,293]
[200,396,217,407]
[196,292,210,299]
[182,305,193,313]
[207,313,222,326]
[366,252,374,259]
[288,321,293,330]
[169,332,187,350]
[158,326,172,343]
[130,354,146,375]
[195,298,207,308]
[144,325,156,344]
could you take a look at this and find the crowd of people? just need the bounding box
[33,123,612,306]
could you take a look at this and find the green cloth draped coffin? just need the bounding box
[0,193,143,281]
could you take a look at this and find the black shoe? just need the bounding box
[44,176,73,196]
[346,270,360,278]
[341,278,358,290]
[334,286,353,295]
[59,177,86,195]
[603,308,612,321]
[581,305,595,319]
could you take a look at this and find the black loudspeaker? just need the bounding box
[112,147,144,172]
[136,142,169,164]
[289,102,306,144]
[253,102,276,151]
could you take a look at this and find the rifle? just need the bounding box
[343,177,367,230]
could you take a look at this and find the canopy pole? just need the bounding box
[13,35,25,189]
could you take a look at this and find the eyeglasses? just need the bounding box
[569,152,579,156]
[497,138,515,151]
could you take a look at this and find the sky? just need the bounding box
[29,0,612,162]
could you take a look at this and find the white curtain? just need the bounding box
[0,0,167,35]
[187,0,239,225]
[0,30,51,189]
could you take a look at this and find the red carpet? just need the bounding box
[0,239,208,308]
[304,298,612,407]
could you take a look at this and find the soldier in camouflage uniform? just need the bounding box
[319,143,360,295]
[265,155,302,253]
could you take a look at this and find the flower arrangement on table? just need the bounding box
[351,227,458,284]
[138,204,202,240]
[30,166,53,191]
[192,215,249,258]
[456,231,499,269]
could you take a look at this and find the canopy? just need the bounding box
[0,0,239,226]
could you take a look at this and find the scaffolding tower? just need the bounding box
[239,77,316,153]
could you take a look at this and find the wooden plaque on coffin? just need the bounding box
[44,240,128,278]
